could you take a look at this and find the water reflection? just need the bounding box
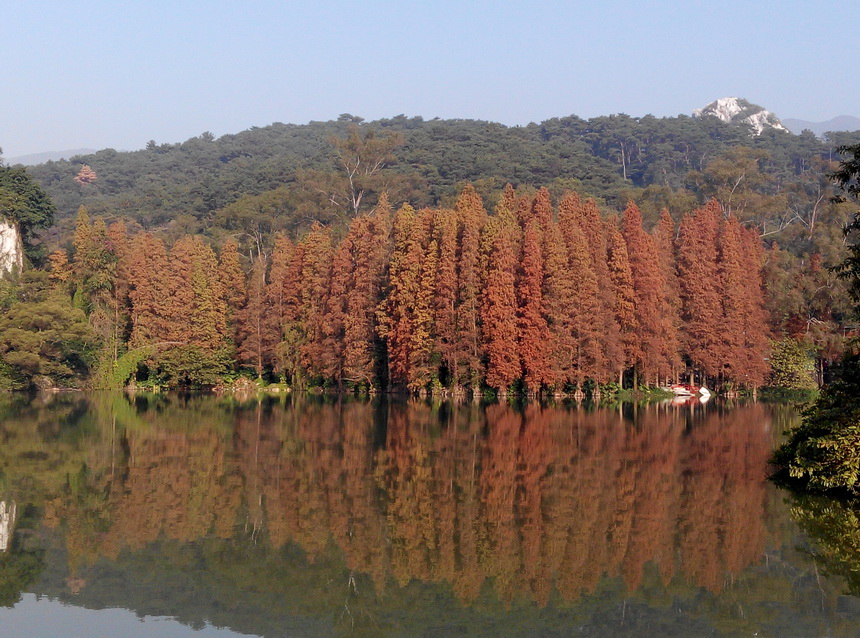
[0,502,15,552]
[787,493,860,596]
[0,393,856,636]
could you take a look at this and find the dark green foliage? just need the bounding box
[767,338,817,390]
[0,164,56,264]
[833,212,860,314]
[831,143,860,313]
[149,345,232,388]
[27,114,860,251]
[832,142,860,201]
[92,345,156,390]
[771,142,860,494]
[772,352,860,493]
[787,493,860,595]
[0,271,97,388]
[0,537,45,607]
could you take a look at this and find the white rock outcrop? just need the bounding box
[693,97,788,136]
[0,501,16,551]
[0,218,23,275]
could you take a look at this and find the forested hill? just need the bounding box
[5,110,860,393]
[24,112,860,251]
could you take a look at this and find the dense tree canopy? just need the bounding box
[772,142,860,493]
[0,163,55,264]
[10,182,783,394]
[7,112,860,393]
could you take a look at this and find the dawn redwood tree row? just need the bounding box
[55,186,771,392]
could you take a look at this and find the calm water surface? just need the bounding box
[0,393,858,637]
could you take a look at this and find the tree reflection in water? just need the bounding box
[3,393,859,636]
[12,395,772,604]
[787,494,860,595]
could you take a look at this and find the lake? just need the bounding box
[0,393,858,637]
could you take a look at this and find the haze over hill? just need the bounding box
[781,115,860,138]
[7,149,98,166]
[8,100,860,164]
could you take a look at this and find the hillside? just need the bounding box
[782,115,860,137]
[25,111,860,252]
[4,106,860,393]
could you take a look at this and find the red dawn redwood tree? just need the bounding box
[270,237,307,386]
[676,200,724,382]
[377,204,425,390]
[266,234,294,347]
[562,195,623,383]
[481,203,521,393]
[531,187,553,229]
[737,224,771,387]
[433,208,459,386]
[652,209,683,380]
[717,215,770,387]
[409,218,439,391]
[343,194,392,389]
[622,201,672,385]
[606,218,640,386]
[541,218,578,386]
[716,213,746,380]
[454,184,486,390]
[518,218,554,393]
[126,233,171,348]
[298,222,334,380]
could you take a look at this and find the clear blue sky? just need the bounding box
[1,0,857,158]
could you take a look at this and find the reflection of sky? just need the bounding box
[0,594,255,638]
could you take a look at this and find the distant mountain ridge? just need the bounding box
[692,97,788,135]
[781,115,860,138]
[7,149,98,166]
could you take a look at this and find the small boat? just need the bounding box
[669,384,710,397]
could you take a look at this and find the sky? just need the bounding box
[0,595,249,638]
[1,0,858,159]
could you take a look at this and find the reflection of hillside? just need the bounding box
[787,494,860,595]
[38,396,775,606]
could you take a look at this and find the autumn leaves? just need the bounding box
[56,184,770,392]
